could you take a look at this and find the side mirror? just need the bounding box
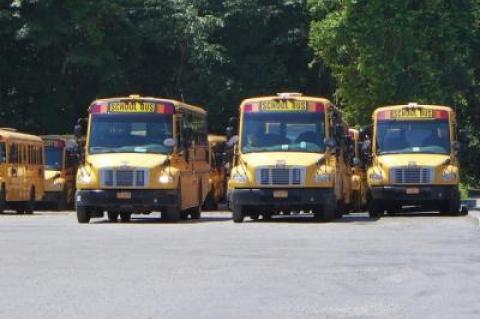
[452,141,461,153]
[74,124,83,139]
[351,157,360,167]
[324,137,337,151]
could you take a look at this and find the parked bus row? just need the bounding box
[0,93,466,222]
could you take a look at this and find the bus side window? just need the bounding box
[9,144,18,164]
[192,114,207,146]
[0,143,5,163]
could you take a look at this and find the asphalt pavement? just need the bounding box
[0,210,479,319]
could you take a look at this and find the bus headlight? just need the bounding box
[442,171,457,182]
[231,173,247,184]
[159,175,174,184]
[314,172,331,183]
[369,171,384,182]
[79,174,93,184]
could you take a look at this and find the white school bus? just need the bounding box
[0,128,45,214]
[74,95,211,223]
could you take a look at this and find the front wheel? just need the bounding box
[120,213,131,223]
[232,205,244,223]
[368,200,384,219]
[107,212,119,222]
[0,185,6,214]
[24,188,35,214]
[163,207,180,222]
[314,203,335,222]
[77,206,91,224]
[190,206,202,220]
[439,198,460,216]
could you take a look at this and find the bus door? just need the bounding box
[176,112,197,210]
[7,143,21,201]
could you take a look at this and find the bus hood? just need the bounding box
[240,152,324,167]
[86,153,169,169]
[376,154,450,167]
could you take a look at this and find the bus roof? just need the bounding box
[239,95,333,108]
[374,104,454,115]
[92,96,207,115]
[0,129,43,143]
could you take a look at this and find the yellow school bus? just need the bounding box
[203,134,227,210]
[41,135,79,209]
[74,95,211,223]
[227,93,353,222]
[367,103,462,217]
[348,129,368,212]
[0,128,45,214]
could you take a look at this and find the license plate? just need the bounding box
[117,191,132,200]
[406,188,420,195]
[273,190,288,198]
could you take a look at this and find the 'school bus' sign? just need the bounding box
[108,101,156,113]
[259,100,307,112]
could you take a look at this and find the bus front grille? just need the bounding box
[257,167,305,186]
[101,168,148,187]
[390,167,433,184]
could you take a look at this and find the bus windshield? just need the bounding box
[241,112,325,153]
[376,120,450,155]
[45,147,63,170]
[89,114,173,155]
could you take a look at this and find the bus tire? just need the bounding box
[0,184,5,214]
[439,198,460,216]
[56,189,68,211]
[120,213,131,223]
[107,212,119,222]
[190,206,201,219]
[76,206,91,224]
[232,205,244,223]
[163,207,180,222]
[368,200,383,219]
[24,188,35,214]
[335,201,346,219]
[202,192,218,211]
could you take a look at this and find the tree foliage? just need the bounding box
[309,0,480,183]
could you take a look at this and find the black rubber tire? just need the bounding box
[163,207,180,222]
[107,212,119,222]
[335,201,345,219]
[76,206,91,224]
[0,185,5,214]
[262,212,273,221]
[368,200,384,218]
[322,203,336,222]
[190,206,201,219]
[120,213,131,223]
[24,188,35,214]
[202,192,218,211]
[439,198,460,216]
[232,205,244,223]
[56,189,69,211]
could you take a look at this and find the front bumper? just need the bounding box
[76,189,179,212]
[370,185,459,204]
[228,188,334,211]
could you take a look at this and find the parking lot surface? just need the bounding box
[1,210,479,319]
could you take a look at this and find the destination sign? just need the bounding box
[259,100,308,112]
[108,101,156,113]
[390,108,434,120]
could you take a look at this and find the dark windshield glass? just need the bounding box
[45,147,63,170]
[241,112,325,153]
[89,114,173,155]
[0,143,5,163]
[377,120,450,155]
